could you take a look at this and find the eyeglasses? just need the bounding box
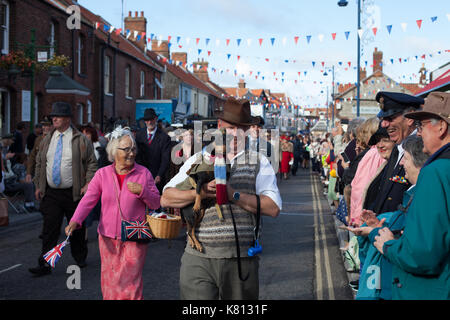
[416,120,433,133]
[117,146,137,154]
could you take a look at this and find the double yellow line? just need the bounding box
[311,173,335,300]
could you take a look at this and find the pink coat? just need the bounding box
[350,146,386,226]
[70,163,160,239]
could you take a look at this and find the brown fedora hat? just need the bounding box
[405,92,450,125]
[217,97,259,126]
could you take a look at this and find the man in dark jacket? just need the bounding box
[368,92,424,215]
[135,108,171,195]
[291,135,303,176]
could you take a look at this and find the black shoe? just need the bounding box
[25,206,36,213]
[29,265,51,277]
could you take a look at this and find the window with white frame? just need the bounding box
[0,1,9,55]
[125,66,131,98]
[104,56,111,94]
[140,71,145,97]
[49,21,56,58]
[77,34,86,75]
[87,100,92,123]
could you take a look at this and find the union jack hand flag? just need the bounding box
[43,235,69,268]
[124,221,152,239]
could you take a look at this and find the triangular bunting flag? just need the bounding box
[259,38,263,46]
[312,61,316,67]
[237,39,241,46]
[345,31,350,40]
[167,35,172,43]
[431,16,438,22]
[386,25,392,34]
[294,36,299,45]
[237,55,240,61]
[318,34,324,42]
[207,51,211,57]
[306,35,311,44]
[401,22,407,32]
[270,38,275,46]
[226,39,230,46]
[205,38,210,46]
[196,38,200,45]
[372,27,377,36]
[177,36,181,44]
[331,33,336,40]
[357,29,363,38]
[227,54,231,60]
[416,19,422,29]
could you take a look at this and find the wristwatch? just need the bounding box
[233,191,240,201]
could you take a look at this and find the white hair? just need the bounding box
[105,126,136,162]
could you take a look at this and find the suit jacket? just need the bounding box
[135,127,172,182]
[370,146,411,215]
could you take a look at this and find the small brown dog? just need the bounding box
[175,129,228,252]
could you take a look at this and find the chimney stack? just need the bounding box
[359,67,367,80]
[373,47,383,77]
[172,52,187,66]
[193,59,209,82]
[238,78,246,89]
[124,10,147,51]
[151,40,170,59]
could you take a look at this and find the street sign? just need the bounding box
[37,51,48,62]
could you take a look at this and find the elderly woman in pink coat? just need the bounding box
[65,126,160,300]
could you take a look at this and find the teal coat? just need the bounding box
[382,144,450,300]
[356,187,413,300]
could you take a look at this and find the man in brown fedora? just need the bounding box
[29,102,97,276]
[161,97,281,300]
[373,92,450,299]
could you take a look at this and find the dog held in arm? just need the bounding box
[175,129,230,252]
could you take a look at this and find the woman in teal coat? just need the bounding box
[344,136,428,299]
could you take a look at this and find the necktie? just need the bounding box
[148,132,153,144]
[52,133,63,186]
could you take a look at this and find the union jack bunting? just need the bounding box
[43,236,69,268]
[121,220,153,241]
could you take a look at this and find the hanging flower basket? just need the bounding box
[40,54,71,73]
[0,51,34,73]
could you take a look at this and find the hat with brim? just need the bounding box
[143,108,158,121]
[368,126,390,146]
[375,91,424,119]
[40,116,52,125]
[49,102,72,117]
[216,97,259,126]
[404,92,450,125]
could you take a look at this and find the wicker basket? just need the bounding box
[147,214,182,239]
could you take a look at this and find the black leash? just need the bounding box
[228,194,261,282]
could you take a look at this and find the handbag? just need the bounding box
[112,174,152,243]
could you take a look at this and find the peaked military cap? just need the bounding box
[375,91,424,119]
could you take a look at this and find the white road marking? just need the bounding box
[0,264,22,275]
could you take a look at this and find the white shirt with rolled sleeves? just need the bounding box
[163,151,282,211]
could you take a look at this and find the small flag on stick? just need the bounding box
[43,235,70,268]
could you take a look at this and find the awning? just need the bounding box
[415,69,450,97]
[45,72,90,96]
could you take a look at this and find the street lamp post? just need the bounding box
[338,0,361,117]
